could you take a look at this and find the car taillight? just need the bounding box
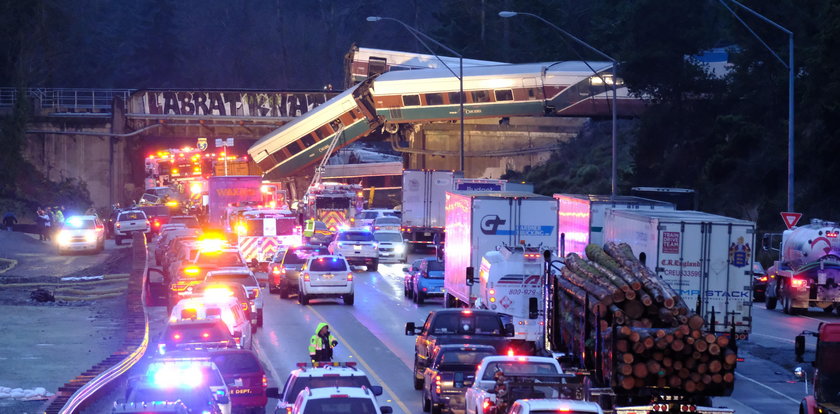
[115,222,121,228]
[347,273,353,281]
[242,302,249,311]
[202,332,210,339]
[184,267,200,275]
[262,374,268,387]
[792,277,807,288]
[145,220,151,226]
[272,267,282,275]
[303,273,310,281]
[758,276,768,282]
[482,398,493,412]
[252,288,259,298]
[173,333,181,340]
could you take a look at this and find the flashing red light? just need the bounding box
[422,287,427,292]
[792,277,807,288]
[173,333,182,340]
[331,394,349,398]
[262,374,268,388]
[758,276,768,282]
[461,309,473,315]
[489,289,495,295]
[482,398,493,411]
[827,231,839,238]
[202,332,210,338]
[507,348,515,356]
[272,267,282,275]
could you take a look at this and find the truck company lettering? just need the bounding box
[678,289,751,298]
[480,215,554,236]
[215,188,259,197]
[660,259,701,267]
[662,231,680,253]
[135,91,337,118]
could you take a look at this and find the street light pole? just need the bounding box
[366,16,466,173]
[500,11,619,198]
[718,0,795,211]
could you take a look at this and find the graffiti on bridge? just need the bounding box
[132,91,339,118]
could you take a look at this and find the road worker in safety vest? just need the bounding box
[308,322,338,362]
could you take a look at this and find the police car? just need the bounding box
[267,362,383,412]
[123,357,233,414]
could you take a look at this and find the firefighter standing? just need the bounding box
[308,322,338,362]
[303,218,315,244]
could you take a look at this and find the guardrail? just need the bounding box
[0,88,133,112]
[42,232,150,414]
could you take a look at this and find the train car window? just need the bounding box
[425,93,444,105]
[528,88,535,98]
[287,141,303,155]
[494,89,514,101]
[329,119,344,131]
[471,90,490,103]
[402,94,421,106]
[301,134,317,147]
[448,92,465,104]
[368,57,387,76]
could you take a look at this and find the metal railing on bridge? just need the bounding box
[0,88,134,113]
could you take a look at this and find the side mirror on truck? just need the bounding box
[466,267,475,286]
[405,322,417,336]
[795,334,805,363]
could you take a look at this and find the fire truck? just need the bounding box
[795,323,840,414]
[764,219,840,315]
[235,208,302,269]
[301,182,364,231]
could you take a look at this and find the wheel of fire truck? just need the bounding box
[413,357,424,390]
[765,281,779,310]
[344,294,354,306]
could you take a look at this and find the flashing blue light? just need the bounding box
[67,217,84,227]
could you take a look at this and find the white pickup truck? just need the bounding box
[463,355,563,414]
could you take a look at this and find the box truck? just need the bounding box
[604,210,755,338]
[554,194,675,258]
[207,176,263,228]
[443,191,558,308]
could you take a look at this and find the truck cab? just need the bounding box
[796,323,840,414]
[477,246,546,352]
[464,355,563,414]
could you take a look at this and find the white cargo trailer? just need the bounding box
[401,170,457,245]
[444,191,558,307]
[554,194,675,258]
[604,210,755,338]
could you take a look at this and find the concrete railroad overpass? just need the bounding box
[2,86,638,208]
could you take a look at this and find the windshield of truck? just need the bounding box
[374,232,403,242]
[337,231,374,242]
[439,350,495,368]
[285,377,372,403]
[431,313,503,335]
[315,197,350,209]
[284,248,330,265]
[481,362,559,380]
[198,251,243,267]
[119,212,145,221]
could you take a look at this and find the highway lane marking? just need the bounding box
[735,372,800,404]
[0,258,18,274]
[254,336,284,386]
[308,306,412,414]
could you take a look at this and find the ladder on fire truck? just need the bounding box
[307,126,345,191]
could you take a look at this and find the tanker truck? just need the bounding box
[764,219,840,315]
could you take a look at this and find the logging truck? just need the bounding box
[544,243,735,413]
[764,219,840,315]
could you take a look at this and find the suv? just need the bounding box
[374,231,407,264]
[56,215,105,254]
[269,245,330,298]
[169,297,253,350]
[291,386,392,414]
[114,210,151,245]
[169,248,245,309]
[412,258,445,304]
[329,229,379,271]
[267,362,383,412]
[157,319,236,355]
[298,255,354,305]
[205,269,264,328]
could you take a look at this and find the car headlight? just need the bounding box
[57,231,71,245]
[84,231,97,243]
[394,244,405,253]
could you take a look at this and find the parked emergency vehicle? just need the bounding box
[235,209,302,266]
[301,182,364,232]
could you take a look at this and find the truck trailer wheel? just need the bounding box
[765,285,778,310]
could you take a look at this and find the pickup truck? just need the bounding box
[114,210,151,245]
[464,355,563,414]
[422,344,496,414]
[480,373,586,414]
[405,309,515,390]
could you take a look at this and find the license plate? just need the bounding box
[354,245,362,252]
[323,273,334,279]
[424,232,432,236]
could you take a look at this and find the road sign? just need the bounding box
[215,138,234,147]
[197,137,208,151]
[215,138,223,148]
[781,212,802,230]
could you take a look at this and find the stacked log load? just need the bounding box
[555,242,736,395]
